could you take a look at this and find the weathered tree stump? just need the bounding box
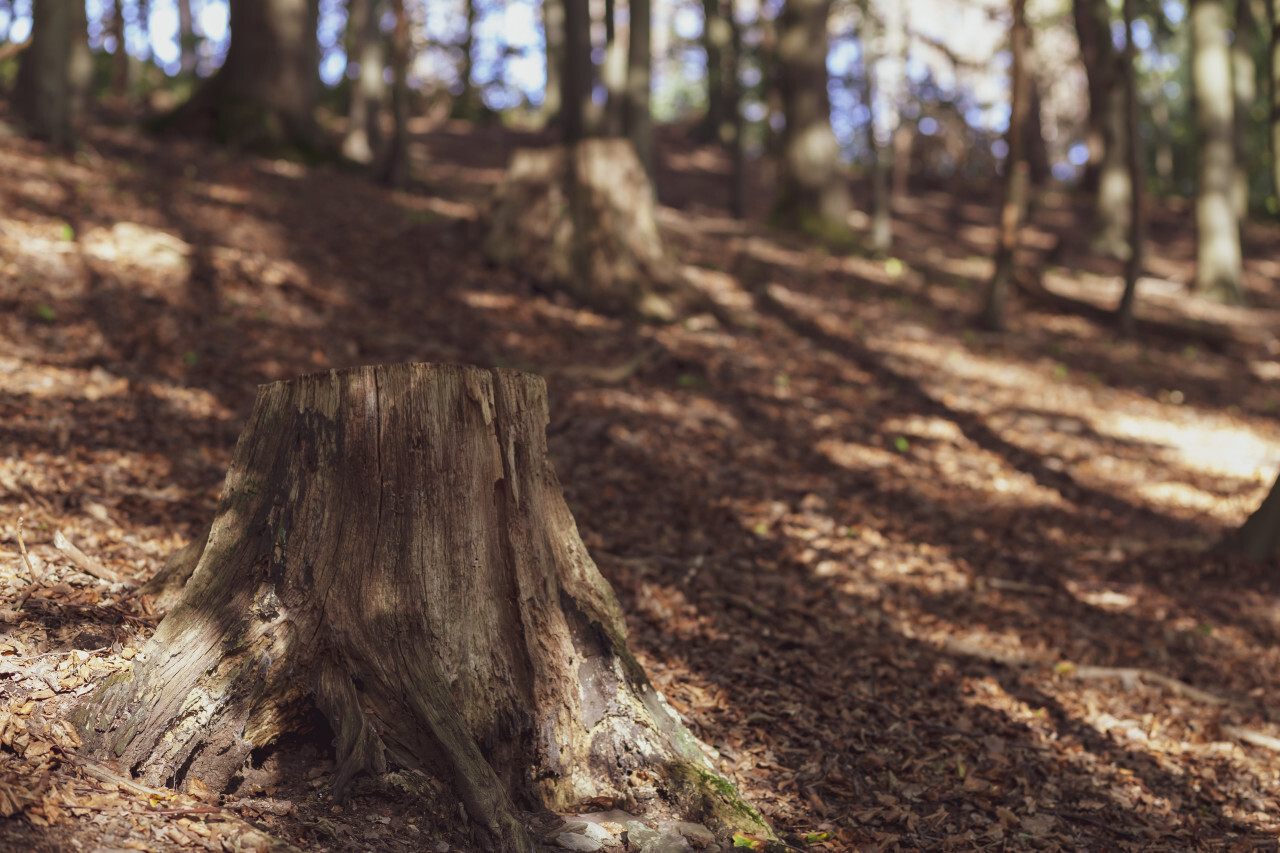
[75,364,769,852]
[484,139,686,321]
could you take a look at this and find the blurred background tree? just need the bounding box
[5,0,1280,315]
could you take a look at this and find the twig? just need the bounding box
[52,529,122,584]
[7,646,109,664]
[1070,665,1228,706]
[75,757,169,798]
[1222,725,1280,754]
[16,517,37,584]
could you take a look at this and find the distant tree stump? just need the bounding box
[75,364,770,852]
[484,139,685,321]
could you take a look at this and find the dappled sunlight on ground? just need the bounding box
[4,118,1280,851]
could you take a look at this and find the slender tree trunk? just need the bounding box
[1117,0,1145,335]
[728,0,746,218]
[860,4,892,252]
[885,3,910,204]
[1271,0,1280,207]
[109,0,128,97]
[979,0,1030,332]
[601,0,627,136]
[1153,98,1175,190]
[342,0,386,164]
[1233,0,1257,219]
[772,0,851,235]
[626,0,653,173]
[1026,75,1052,185]
[177,0,197,72]
[543,0,565,125]
[563,0,593,144]
[1192,0,1245,302]
[74,365,773,853]
[699,0,732,143]
[453,0,481,118]
[378,0,411,187]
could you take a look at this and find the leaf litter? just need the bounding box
[2,115,1280,851]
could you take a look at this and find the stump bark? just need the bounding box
[75,364,769,852]
[484,140,685,321]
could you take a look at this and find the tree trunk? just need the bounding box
[1116,0,1145,336]
[167,0,323,153]
[15,0,78,149]
[1074,0,1131,258]
[485,140,681,320]
[979,0,1030,332]
[627,0,654,174]
[177,0,197,72]
[75,364,771,852]
[601,0,628,137]
[543,0,566,125]
[727,0,746,219]
[1192,0,1245,302]
[698,0,732,143]
[109,0,129,97]
[772,0,852,236]
[377,0,411,187]
[563,0,594,144]
[1271,0,1280,207]
[342,0,386,165]
[1222,471,1280,560]
[1026,75,1052,186]
[452,0,482,119]
[860,3,893,253]
[1233,0,1256,220]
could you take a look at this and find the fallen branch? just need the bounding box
[1221,725,1280,754]
[1070,665,1227,706]
[52,530,122,584]
[76,758,169,798]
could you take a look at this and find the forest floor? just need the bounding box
[3,107,1280,853]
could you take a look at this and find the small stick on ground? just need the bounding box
[1222,725,1280,754]
[53,529,122,584]
[16,517,37,584]
[15,517,42,609]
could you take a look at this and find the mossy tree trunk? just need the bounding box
[76,365,769,853]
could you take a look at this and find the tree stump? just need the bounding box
[75,364,770,852]
[484,139,685,321]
